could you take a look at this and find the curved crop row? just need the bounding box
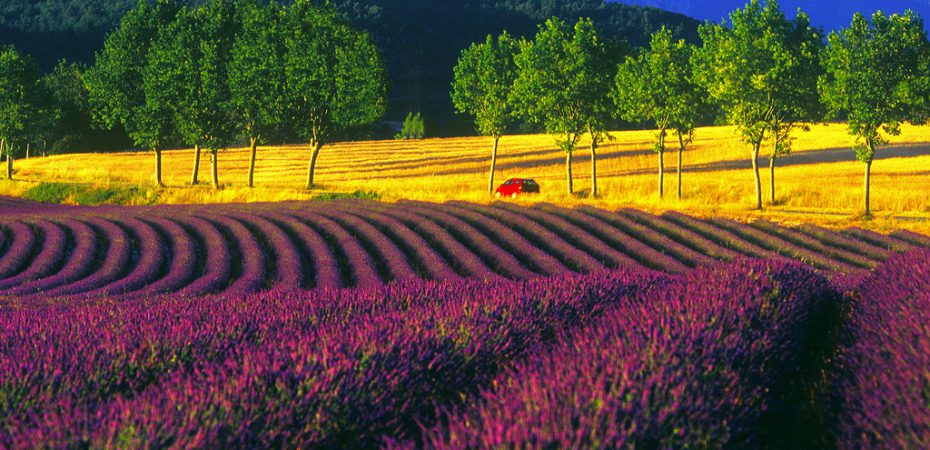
[454,201,604,273]
[85,217,166,297]
[337,205,460,281]
[496,202,638,270]
[374,205,496,280]
[430,201,570,276]
[0,221,38,280]
[316,209,418,283]
[172,216,232,297]
[416,259,836,449]
[288,211,382,289]
[10,219,98,296]
[890,229,930,248]
[830,249,930,448]
[44,218,132,297]
[796,224,890,262]
[208,215,267,295]
[236,214,304,291]
[402,203,536,279]
[661,211,783,260]
[0,220,68,291]
[619,208,741,261]
[841,226,914,253]
[708,217,860,273]
[263,213,341,289]
[131,218,197,297]
[750,220,876,269]
[578,206,716,268]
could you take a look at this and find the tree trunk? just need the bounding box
[864,159,872,217]
[488,136,499,194]
[306,141,321,190]
[565,151,573,195]
[25,143,29,159]
[247,137,258,188]
[590,140,598,198]
[677,131,684,200]
[769,155,777,206]
[658,131,665,199]
[191,145,201,185]
[5,146,12,180]
[211,149,219,189]
[751,142,762,210]
[154,147,163,187]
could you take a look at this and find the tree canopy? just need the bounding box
[0,45,43,178]
[820,10,930,215]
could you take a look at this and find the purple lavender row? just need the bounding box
[316,208,419,283]
[708,217,859,273]
[413,259,835,449]
[455,201,604,273]
[338,205,460,281]
[0,269,666,448]
[424,201,569,276]
[830,249,930,448]
[374,204,497,280]
[288,211,382,289]
[661,210,785,260]
[129,218,197,297]
[619,208,742,261]
[172,216,232,297]
[889,229,930,248]
[9,219,98,296]
[263,213,342,289]
[84,217,167,297]
[579,205,717,268]
[796,223,891,262]
[0,220,67,291]
[0,223,6,258]
[497,201,639,270]
[0,221,38,280]
[236,214,305,291]
[42,218,132,297]
[539,204,689,273]
[402,203,536,279]
[750,220,876,269]
[210,215,267,295]
[841,226,914,253]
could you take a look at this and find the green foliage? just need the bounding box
[85,0,183,150]
[451,32,520,138]
[512,17,616,153]
[39,61,94,154]
[396,112,425,139]
[21,182,158,205]
[0,45,43,157]
[230,0,289,143]
[613,26,705,151]
[312,189,381,201]
[284,0,386,146]
[820,10,930,163]
[693,0,824,147]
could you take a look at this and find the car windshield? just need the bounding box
[525,180,537,186]
[503,180,515,185]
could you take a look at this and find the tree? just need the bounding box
[451,31,519,193]
[0,46,43,180]
[284,0,386,190]
[231,0,289,188]
[820,11,930,216]
[148,0,240,189]
[40,61,93,155]
[614,26,705,200]
[396,112,425,140]
[693,0,823,210]
[513,17,615,196]
[85,0,182,187]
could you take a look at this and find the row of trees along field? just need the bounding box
[0,0,386,190]
[452,0,930,215]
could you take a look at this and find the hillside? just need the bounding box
[4,124,930,234]
[0,0,700,136]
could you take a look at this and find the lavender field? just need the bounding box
[1,197,928,447]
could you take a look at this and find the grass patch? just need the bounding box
[22,182,159,206]
[312,189,381,201]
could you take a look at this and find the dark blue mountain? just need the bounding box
[612,1,930,31]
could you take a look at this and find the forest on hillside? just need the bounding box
[0,0,699,136]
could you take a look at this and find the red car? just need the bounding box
[495,178,540,198]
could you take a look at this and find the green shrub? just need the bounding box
[313,189,381,201]
[21,182,159,205]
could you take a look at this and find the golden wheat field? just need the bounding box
[3,123,930,232]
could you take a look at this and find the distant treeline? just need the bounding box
[0,0,700,137]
